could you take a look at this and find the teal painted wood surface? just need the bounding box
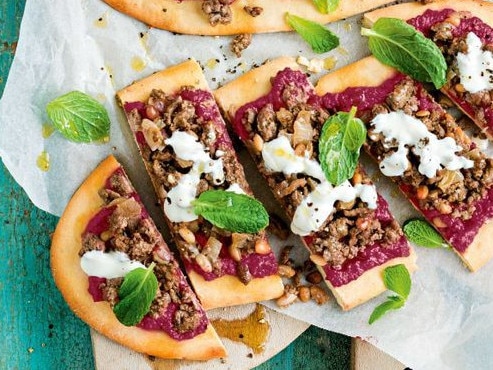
[0,1,350,369]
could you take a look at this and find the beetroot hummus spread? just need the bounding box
[233,68,411,288]
[124,87,278,285]
[81,168,208,340]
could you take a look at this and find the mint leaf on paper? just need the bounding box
[285,13,339,54]
[46,90,110,143]
[319,107,366,186]
[403,219,449,248]
[113,262,158,327]
[312,0,340,14]
[361,17,447,89]
[369,296,405,325]
[369,264,411,324]
[192,190,269,234]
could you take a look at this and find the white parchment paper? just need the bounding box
[2,0,493,368]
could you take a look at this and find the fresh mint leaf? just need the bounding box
[46,90,110,143]
[383,264,411,300]
[285,13,339,54]
[319,107,366,186]
[312,0,339,14]
[113,262,158,326]
[368,296,405,324]
[403,219,449,248]
[361,17,447,89]
[192,190,269,233]
[369,264,411,324]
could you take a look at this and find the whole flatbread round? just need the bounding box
[51,155,226,360]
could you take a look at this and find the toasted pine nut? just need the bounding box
[433,217,447,228]
[178,227,196,244]
[228,244,242,262]
[306,270,323,284]
[416,185,429,200]
[195,254,212,273]
[298,286,311,302]
[252,134,264,154]
[415,110,430,118]
[278,264,296,278]
[276,292,298,307]
[310,285,329,305]
[455,83,466,93]
[100,230,112,242]
[255,238,271,254]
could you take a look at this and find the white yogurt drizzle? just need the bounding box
[457,32,493,94]
[80,250,145,279]
[261,135,377,236]
[370,111,474,178]
[163,131,225,222]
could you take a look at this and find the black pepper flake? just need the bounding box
[98,17,103,22]
[162,8,167,13]
[247,353,253,358]
[139,32,144,38]
[239,333,244,339]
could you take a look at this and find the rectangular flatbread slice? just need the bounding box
[214,57,417,310]
[51,155,226,360]
[116,59,284,310]
[103,0,396,35]
[364,0,493,140]
[316,56,493,272]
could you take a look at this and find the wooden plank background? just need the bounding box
[0,1,352,369]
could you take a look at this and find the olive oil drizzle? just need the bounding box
[211,304,270,354]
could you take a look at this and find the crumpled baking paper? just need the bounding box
[2,0,493,368]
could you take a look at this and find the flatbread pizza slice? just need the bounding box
[102,0,396,36]
[214,57,417,311]
[116,59,284,310]
[51,155,226,360]
[364,0,493,140]
[316,56,493,272]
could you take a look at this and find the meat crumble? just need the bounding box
[80,170,205,335]
[365,77,493,220]
[239,79,403,268]
[127,88,267,283]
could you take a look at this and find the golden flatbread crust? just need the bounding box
[363,0,493,28]
[316,56,493,272]
[214,57,418,310]
[117,59,284,309]
[103,0,395,36]
[51,155,226,360]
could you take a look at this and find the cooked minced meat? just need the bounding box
[202,0,232,26]
[239,80,401,268]
[366,77,493,220]
[231,33,252,57]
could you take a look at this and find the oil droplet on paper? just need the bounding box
[206,58,219,69]
[37,151,50,172]
[42,123,55,139]
[131,56,146,72]
[211,304,270,354]
[324,56,337,71]
[343,22,352,32]
[94,13,108,28]
[337,46,349,56]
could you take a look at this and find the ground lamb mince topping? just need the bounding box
[124,88,277,284]
[233,68,408,279]
[324,76,493,253]
[80,168,208,340]
[409,9,493,132]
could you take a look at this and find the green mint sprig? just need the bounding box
[403,219,449,248]
[192,190,269,234]
[318,107,367,186]
[369,264,411,324]
[285,13,339,54]
[46,90,110,143]
[361,17,447,89]
[312,0,339,14]
[113,262,158,327]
